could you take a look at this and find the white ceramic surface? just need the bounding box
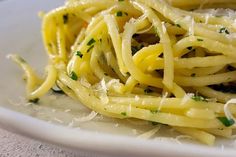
[1,0,236,156]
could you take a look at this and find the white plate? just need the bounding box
[0,0,236,156]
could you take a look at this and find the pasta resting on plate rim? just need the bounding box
[9,0,236,145]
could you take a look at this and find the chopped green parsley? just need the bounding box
[116,11,123,17]
[48,43,52,47]
[29,98,39,104]
[219,27,230,34]
[18,56,26,63]
[87,38,96,46]
[70,71,78,81]
[63,14,69,24]
[187,46,192,50]
[217,117,235,127]
[121,112,127,116]
[116,11,128,17]
[191,73,196,77]
[191,95,207,102]
[175,24,181,28]
[87,45,94,53]
[75,51,83,58]
[150,110,159,114]
[124,12,128,16]
[197,38,204,41]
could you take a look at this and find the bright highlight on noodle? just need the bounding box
[10,0,236,145]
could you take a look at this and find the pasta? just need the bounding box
[10,0,236,145]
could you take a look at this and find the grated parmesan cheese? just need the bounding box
[64,109,71,113]
[158,92,168,111]
[92,78,109,104]
[7,97,32,107]
[80,77,91,88]
[74,111,98,122]
[190,17,195,36]
[100,78,107,92]
[181,93,194,105]
[137,125,161,139]
[161,21,167,34]
[53,118,63,123]
[205,14,210,24]
[154,137,180,144]
[175,135,193,141]
[224,99,236,125]
[106,79,121,90]
[68,120,75,127]
[134,95,140,101]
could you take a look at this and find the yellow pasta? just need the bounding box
[11,0,236,145]
[174,127,216,145]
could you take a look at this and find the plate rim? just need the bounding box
[0,106,235,157]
